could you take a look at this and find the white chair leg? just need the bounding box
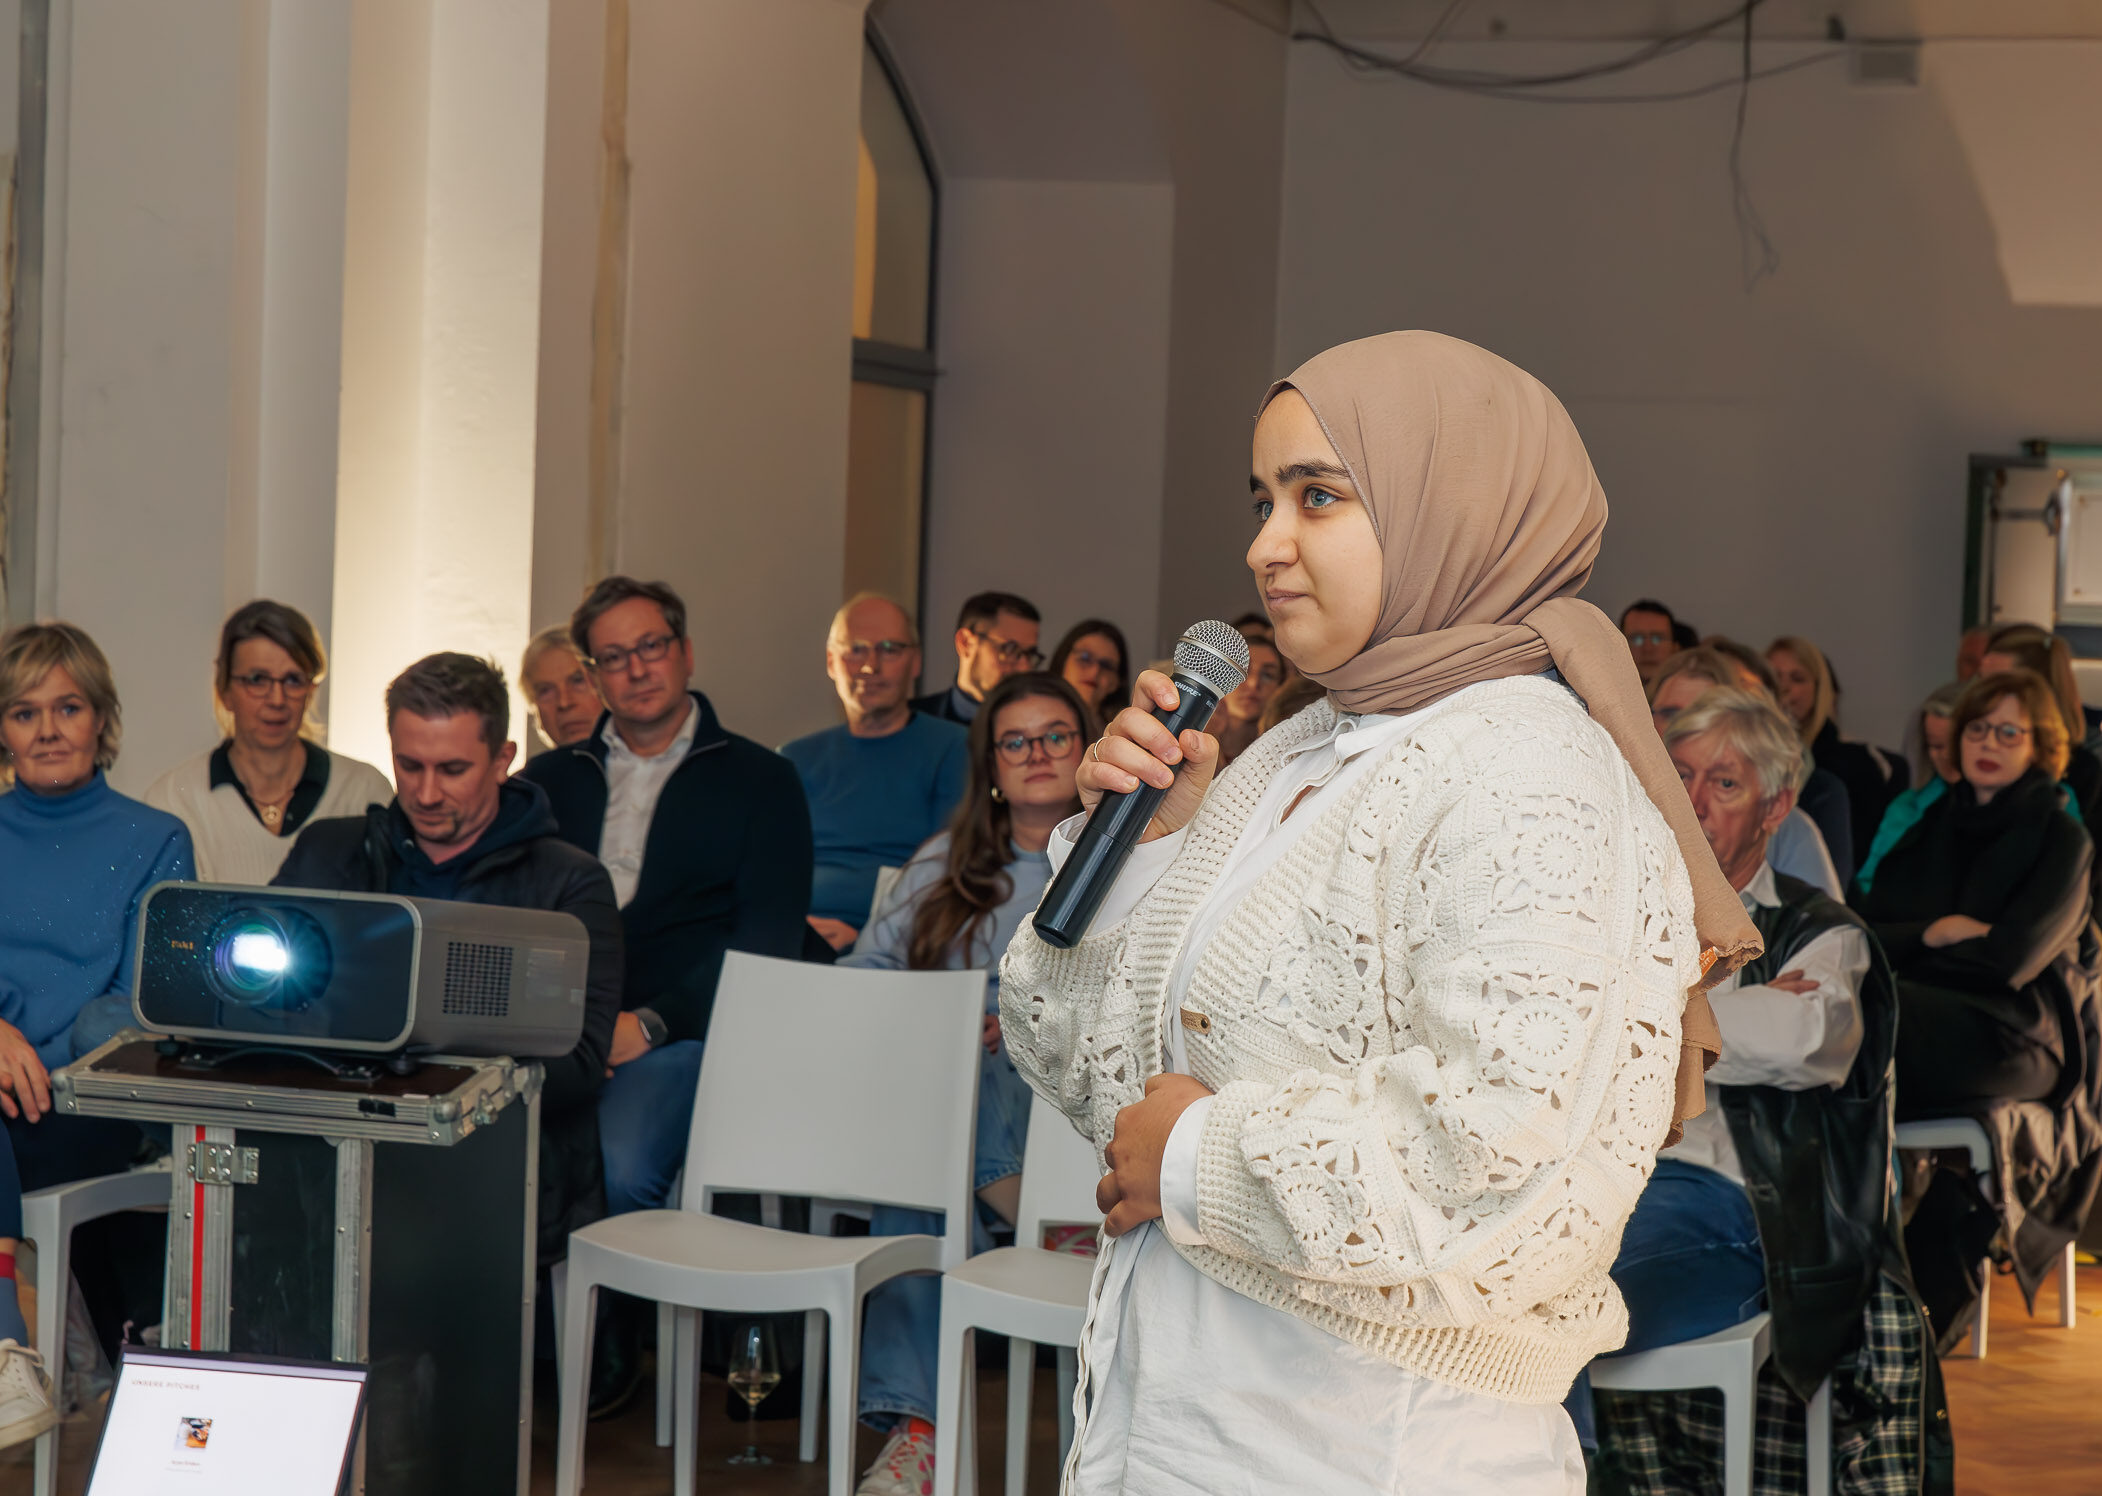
[655,1299,676,1447]
[955,1326,978,1496]
[1805,1375,1833,1496]
[932,1310,966,1496]
[1006,1338,1034,1496]
[1054,1346,1077,1469]
[801,1309,825,1462]
[2060,1241,2078,1329]
[553,1274,599,1496]
[827,1297,862,1496]
[1969,1279,1990,1358]
[1720,1358,1754,1496]
[549,1259,569,1373]
[30,1225,69,1496]
[672,1307,700,1496]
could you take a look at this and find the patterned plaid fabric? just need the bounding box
[1593,1273,1930,1496]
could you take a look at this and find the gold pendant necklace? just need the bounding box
[259,802,284,828]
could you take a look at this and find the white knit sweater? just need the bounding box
[999,676,1703,1403]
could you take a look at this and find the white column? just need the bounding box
[331,0,552,768]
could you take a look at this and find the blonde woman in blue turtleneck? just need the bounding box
[0,623,192,1447]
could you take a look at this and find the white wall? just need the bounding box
[921,179,1173,663]
[1275,38,2102,744]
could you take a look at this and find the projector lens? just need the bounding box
[209,908,330,1013]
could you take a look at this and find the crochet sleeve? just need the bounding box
[999,913,1142,1151]
[1188,741,1690,1329]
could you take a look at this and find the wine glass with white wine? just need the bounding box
[726,1320,781,1466]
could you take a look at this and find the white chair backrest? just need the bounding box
[868,866,903,927]
[1015,1093,1105,1245]
[683,953,984,1265]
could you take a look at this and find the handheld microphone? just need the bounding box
[1032,620,1251,950]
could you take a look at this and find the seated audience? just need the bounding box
[1956,624,1993,682]
[145,600,392,885]
[0,622,194,1436]
[1768,635,1901,860]
[1588,688,1935,1491]
[1210,625,1286,764]
[1648,647,1846,894]
[1619,597,1682,685]
[1853,669,2092,1115]
[1258,668,1326,734]
[273,653,625,1406]
[524,577,810,1224]
[520,624,603,750]
[908,591,1041,726]
[1979,623,2102,825]
[1047,618,1129,724]
[782,593,967,951]
[274,654,621,1254]
[1855,682,1965,895]
[838,671,1087,1496]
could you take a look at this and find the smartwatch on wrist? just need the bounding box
[633,1007,669,1051]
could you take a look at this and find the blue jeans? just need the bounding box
[598,1039,706,1217]
[1566,1157,1768,1448]
[857,1048,1034,1428]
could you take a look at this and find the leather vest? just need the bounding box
[1719,873,1909,1398]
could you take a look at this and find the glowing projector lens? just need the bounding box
[227,930,289,976]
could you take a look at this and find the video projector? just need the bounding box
[133,882,589,1066]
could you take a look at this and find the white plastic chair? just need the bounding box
[20,1160,175,1496]
[1590,1313,1836,1496]
[1589,1313,1774,1496]
[931,1095,1104,1496]
[1894,1115,2077,1357]
[552,952,985,1496]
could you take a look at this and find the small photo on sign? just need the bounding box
[176,1417,212,1450]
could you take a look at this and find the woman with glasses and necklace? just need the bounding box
[837,670,1089,1495]
[1853,667,2093,1114]
[146,601,393,885]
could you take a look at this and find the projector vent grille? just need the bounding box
[443,942,513,1018]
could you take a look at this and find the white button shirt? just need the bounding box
[1662,861,1868,1186]
[598,699,698,908]
[1050,689,1587,1496]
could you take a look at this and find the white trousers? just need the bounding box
[1068,1224,1587,1496]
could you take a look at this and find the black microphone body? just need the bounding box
[1032,621,1250,950]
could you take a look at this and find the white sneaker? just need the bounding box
[0,1340,59,1450]
[856,1418,936,1496]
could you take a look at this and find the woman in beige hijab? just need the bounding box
[997,332,1742,1495]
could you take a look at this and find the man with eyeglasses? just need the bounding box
[1619,598,1683,687]
[521,575,813,1413]
[782,593,968,952]
[908,591,1043,726]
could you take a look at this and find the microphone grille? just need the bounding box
[1174,620,1251,698]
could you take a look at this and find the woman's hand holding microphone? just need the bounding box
[1077,669,1222,844]
[1078,668,1220,1236]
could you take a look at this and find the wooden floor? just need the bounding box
[2,1279,2095,1494]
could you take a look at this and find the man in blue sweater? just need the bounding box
[782,594,967,952]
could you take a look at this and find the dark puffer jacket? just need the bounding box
[274,780,623,1269]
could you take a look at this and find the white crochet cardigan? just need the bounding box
[999,676,1702,1404]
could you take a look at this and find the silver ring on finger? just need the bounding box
[1089,741,1101,763]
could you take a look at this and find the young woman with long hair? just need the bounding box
[841,669,1090,1494]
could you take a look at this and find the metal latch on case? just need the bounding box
[187,1142,260,1186]
[1179,1008,1212,1035]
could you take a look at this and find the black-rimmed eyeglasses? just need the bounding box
[994,729,1081,765]
[973,630,1045,669]
[588,633,679,673]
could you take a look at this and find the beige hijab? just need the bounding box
[1261,331,1747,1143]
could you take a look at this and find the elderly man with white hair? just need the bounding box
[781,592,969,951]
[1584,687,1941,1494]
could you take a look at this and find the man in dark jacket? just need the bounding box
[274,653,622,1275]
[521,576,812,1226]
[907,590,1042,726]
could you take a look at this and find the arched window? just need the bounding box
[845,36,936,620]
